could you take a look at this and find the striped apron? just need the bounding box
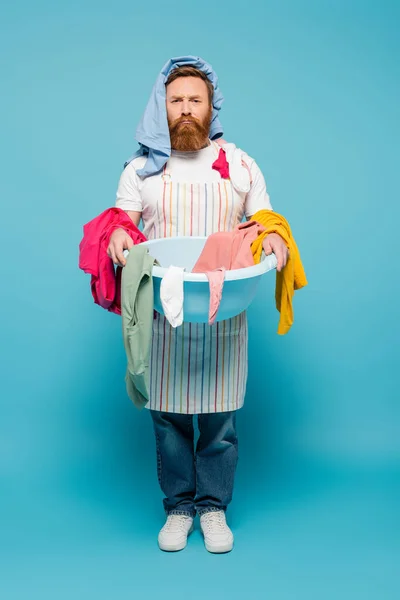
[145,163,248,414]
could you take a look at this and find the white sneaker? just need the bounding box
[200,510,234,553]
[158,514,194,552]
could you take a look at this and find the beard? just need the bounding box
[169,108,212,152]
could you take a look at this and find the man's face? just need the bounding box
[166,76,212,151]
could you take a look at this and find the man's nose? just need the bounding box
[181,99,191,115]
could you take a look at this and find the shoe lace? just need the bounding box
[203,511,227,531]
[164,515,191,532]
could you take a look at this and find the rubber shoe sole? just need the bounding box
[203,537,234,554]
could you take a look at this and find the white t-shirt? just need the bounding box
[115,141,272,238]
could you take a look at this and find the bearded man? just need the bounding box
[108,56,288,554]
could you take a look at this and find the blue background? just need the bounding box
[1,1,399,598]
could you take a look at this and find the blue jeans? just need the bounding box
[150,410,239,517]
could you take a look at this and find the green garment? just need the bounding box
[121,245,157,410]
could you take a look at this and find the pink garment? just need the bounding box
[79,207,146,315]
[207,268,226,324]
[212,148,230,179]
[211,139,253,185]
[192,220,267,324]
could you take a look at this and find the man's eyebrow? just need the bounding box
[169,94,202,100]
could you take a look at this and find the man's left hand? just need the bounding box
[263,233,289,272]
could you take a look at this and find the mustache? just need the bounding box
[171,116,200,127]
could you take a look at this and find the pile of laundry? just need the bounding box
[161,219,279,328]
[79,207,307,409]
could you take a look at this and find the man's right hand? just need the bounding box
[107,228,134,267]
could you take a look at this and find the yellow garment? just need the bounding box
[251,209,307,335]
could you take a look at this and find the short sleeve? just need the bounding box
[115,163,143,212]
[243,157,273,218]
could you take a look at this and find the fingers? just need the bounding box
[106,241,124,267]
[115,242,127,267]
[107,231,135,267]
[263,237,283,270]
[263,233,289,272]
[276,248,284,272]
[269,239,289,272]
[283,247,289,268]
[276,246,290,272]
[262,238,273,255]
[116,233,136,266]
[107,244,117,265]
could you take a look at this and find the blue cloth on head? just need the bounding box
[124,56,224,178]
